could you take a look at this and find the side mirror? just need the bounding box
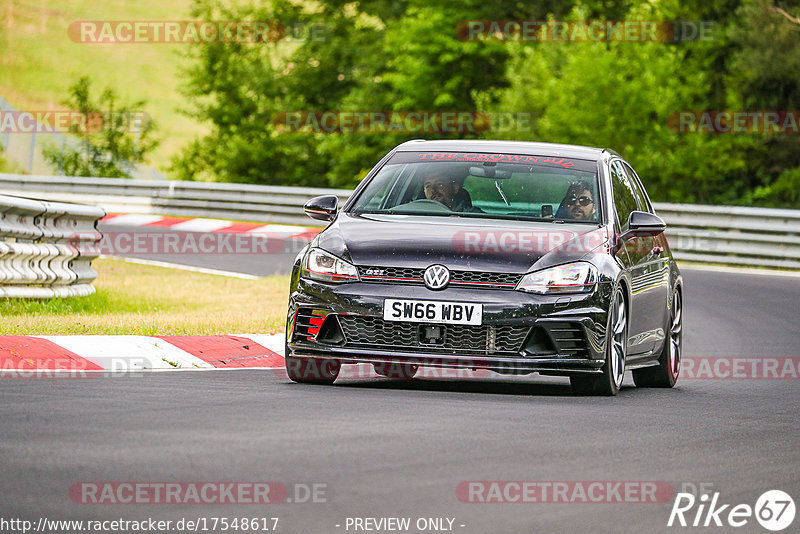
[621,211,666,240]
[304,195,339,221]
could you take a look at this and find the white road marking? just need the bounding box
[103,256,262,279]
[102,214,165,226]
[247,224,311,235]
[169,218,233,232]
[238,334,286,355]
[678,263,800,278]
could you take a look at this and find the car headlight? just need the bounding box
[516,262,597,294]
[301,248,360,283]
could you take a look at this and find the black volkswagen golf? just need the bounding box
[285,140,682,395]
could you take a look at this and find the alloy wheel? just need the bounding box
[610,290,627,389]
[668,290,682,378]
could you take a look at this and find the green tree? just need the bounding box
[483,0,800,206]
[729,0,800,207]
[173,0,576,188]
[173,0,799,207]
[42,76,158,178]
[171,0,332,185]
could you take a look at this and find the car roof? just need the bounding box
[394,139,618,160]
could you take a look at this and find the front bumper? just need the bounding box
[286,278,614,375]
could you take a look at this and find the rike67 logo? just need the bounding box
[668,490,795,531]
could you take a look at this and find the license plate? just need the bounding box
[383,299,482,325]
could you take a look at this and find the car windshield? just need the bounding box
[349,151,601,222]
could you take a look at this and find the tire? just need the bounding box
[285,353,340,384]
[633,288,682,388]
[373,362,419,379]
[570,286,627,396]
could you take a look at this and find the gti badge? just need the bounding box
[424,265,450,290]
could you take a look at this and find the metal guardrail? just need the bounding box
[0,194,105,298]
[655,203,800,270]
[0,174,352,226]
[1,173,798,270]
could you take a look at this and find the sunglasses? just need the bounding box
[566,195,594,206]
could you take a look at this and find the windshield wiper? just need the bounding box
[494,181,511,207]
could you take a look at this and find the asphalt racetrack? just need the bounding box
[94,222,311,277]
[2,234,799,533]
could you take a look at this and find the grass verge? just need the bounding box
[0,258,289,335]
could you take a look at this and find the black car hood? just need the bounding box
[316,213,609,273]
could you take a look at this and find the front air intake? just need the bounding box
[315,315,345,345]
[522,327,558,356]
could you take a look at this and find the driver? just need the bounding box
[423,171,481,212]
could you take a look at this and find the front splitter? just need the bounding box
[289,344,605,375]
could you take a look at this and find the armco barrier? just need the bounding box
[654,203,800,270]
[0,194,105,298]
[1,173,798,270]
[0,174,352,226]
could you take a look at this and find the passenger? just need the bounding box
[557,180,597,220]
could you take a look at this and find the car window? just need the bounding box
[349,151,601,223]
[610,160,640,230]
[621,162,653,213]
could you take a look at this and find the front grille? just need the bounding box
[338,316,530,355]
[453,271,520,285]
[360,267,424,282]
[339,317,418,347]
[546,321,590,358]
[358,266,521,289]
